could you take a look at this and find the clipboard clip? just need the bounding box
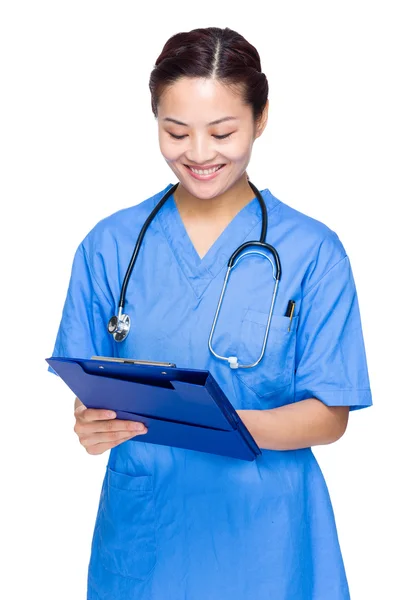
[91,356,177,368]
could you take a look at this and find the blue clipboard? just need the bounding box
[46,356,261,462]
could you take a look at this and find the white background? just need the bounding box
[1,1,419,598]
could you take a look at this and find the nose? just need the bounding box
[185,133,217,165]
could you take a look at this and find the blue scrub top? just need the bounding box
[51,184,372,600]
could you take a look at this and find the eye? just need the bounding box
[168,133,187,140]
[213,133,233,140]
[167,132,234,140]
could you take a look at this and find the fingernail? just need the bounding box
[107,411,116,418]
[134,423,145,431]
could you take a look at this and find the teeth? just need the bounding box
[190,165,222,175]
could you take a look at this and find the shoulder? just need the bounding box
[264,188,348,288]
[266,188,345,253]
[79,184,174,258]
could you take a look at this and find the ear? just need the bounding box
[255,100,269,139]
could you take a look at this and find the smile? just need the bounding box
[184,164,226,180]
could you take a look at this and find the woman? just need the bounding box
[50,27,372,599]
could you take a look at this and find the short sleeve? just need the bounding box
[294,254,372,411]
[48,243,114,373]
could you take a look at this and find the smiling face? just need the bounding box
[157,77,267,200]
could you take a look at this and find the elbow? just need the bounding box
[328,406,350,443]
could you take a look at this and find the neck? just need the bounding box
[173,173,256,221]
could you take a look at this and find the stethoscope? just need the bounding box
[107,180,282,369]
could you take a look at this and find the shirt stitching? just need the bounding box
[300,387,371,392]
[81,243,114,310]
[302,254,348,299]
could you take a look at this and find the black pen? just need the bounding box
[285,300,296,331]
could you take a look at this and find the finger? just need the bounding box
[86,433,141,455]
[76,418,146,436]
[74,404,87,417]
[78,408,117,422]
[80,427,147,448]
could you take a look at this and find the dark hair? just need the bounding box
[149,27,268,122]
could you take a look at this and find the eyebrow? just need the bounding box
[163,116,239,127]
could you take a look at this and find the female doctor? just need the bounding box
[50,26,372,600]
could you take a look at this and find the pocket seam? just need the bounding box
[106,466,154,492]
[97,545,157,583]
[244,309,299,331]
[236,312,298,397]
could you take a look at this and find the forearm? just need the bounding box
[237,398,349,451]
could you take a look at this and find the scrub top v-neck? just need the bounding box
[50,183,372,600]
[156,187,276,298]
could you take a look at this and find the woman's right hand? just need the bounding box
[74,397,148,455]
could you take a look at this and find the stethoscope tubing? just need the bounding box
[117,182,181,311]
[108,180,282,367]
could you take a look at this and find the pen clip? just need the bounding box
[287,301,295,332]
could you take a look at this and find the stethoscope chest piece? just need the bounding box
[108,312,130,342]
[106,180,282,367]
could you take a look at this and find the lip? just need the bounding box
[184,164,224,170]
[184,163,226,181]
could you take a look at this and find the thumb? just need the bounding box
[74,403,87,418]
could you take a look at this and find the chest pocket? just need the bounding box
[235,309,299,398]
